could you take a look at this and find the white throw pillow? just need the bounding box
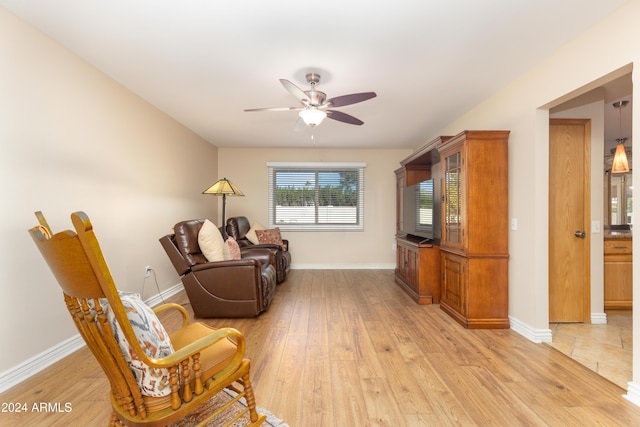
[198,219,225,262]
[246,221,266,245]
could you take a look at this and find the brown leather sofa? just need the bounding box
[226,216,291,283]
[159,219,277,318]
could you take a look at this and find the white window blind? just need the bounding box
[415,179,434,232]
[267,162,366,231]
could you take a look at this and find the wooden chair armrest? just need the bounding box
[141,327,246,370]
[153,303,191,329]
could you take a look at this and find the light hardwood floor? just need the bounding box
[2,269,640,426]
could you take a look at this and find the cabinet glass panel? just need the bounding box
[443,151,463,246]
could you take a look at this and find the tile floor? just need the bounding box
[548,310,632,389]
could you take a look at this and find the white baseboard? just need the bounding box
[0,282,184,394]
[510,313,608,343]
[510,313,609,344]
[591,312,607,324]
[144,282,185,306]
[624,381,640,407]
[0,334,85,393]
[509,315,553,343]
[291,263,396,269]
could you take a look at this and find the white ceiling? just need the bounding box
[1,1,630,149]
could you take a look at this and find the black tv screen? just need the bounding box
[403,178,440,243]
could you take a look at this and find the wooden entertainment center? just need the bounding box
[395,130,510,329]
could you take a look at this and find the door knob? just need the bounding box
[574,230,586,238]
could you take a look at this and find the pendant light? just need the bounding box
[611,100,630,174]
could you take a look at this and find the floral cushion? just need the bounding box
[224,236,242,260]
[106,292,174,397]
[255,227,284,249]
[198,219,225,262]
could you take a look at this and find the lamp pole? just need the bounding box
[221,193,227,225]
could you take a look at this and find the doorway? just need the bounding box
[545,69,633,390]
[549,118,591,323]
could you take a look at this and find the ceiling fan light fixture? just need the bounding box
[299,108,327,126]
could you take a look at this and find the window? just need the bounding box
[267,162,366,231]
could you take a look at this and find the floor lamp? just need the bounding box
[202,177,244,225]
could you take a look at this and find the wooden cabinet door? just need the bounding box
[396,244,407,281]
[407,247,418,290]
[604,255,632,308]
[441,252,466,316]
[441,147,465,251]
[604,240,632,309]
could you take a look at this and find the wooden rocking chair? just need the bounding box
[29,211,266,427]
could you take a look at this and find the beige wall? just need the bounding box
[0,9,218,375]
[218,148,411,268]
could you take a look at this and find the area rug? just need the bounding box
[169,388,288,427]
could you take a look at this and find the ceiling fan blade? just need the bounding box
[244,106,303,112]
[280,79,309,103]
[327,110,364,126]
[326,92,377,108]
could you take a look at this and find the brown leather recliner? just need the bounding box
[160,219,277,318]
[226,216,291,283]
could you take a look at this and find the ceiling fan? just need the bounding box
[244,73,377,129]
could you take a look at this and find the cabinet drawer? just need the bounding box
[604,240,632,254]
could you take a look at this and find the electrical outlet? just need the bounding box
[144,266,151,278]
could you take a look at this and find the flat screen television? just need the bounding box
[402,177,441,243]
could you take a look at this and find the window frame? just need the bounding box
[267,162,366,231]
